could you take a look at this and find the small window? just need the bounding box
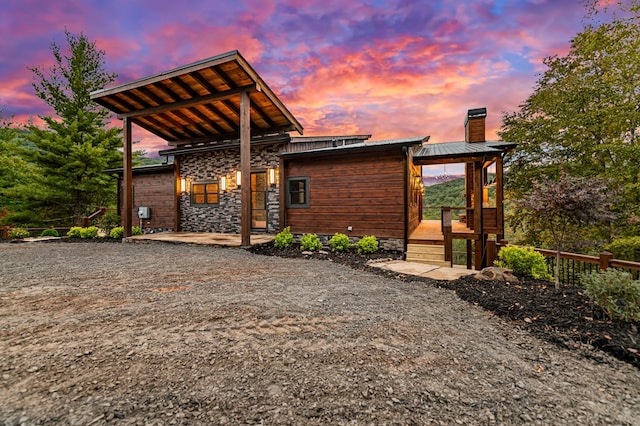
[191,182,219,205]
[287,177,309,208]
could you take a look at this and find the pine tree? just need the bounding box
[23,30,121,226]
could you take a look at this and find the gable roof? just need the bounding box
[91,50,303,147]
[281,136,429,159]
[413,141,517,165]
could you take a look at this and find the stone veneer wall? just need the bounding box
[179,144,282,234]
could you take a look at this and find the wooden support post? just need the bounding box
[174,157,181,232]
[599,251,613,271]
[486,239,497,266]
[473,161,484,269]
[240,91,251,247]
[442,207,452,263]
[466,240,472,270]
[496,154,504,237]
[123,117,133,238]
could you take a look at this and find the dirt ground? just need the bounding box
[1,242,640,425]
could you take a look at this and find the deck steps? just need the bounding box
[405,243,450,267]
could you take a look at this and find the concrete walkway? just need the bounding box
[124,231,275,247]
[367,259,474,281]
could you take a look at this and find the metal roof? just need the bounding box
[91,50,303,147]
[281,136,429,158]
[413,140,517,164]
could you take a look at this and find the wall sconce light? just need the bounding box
[220,176,227,191]
[268,167,277,187]
[180,178,187,194]
[236,170,242,188]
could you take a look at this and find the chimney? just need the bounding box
[465,107,487,143]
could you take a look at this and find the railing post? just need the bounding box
[441,207,452,264]
[599,251,613,271]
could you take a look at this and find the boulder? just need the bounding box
[474,266,519,283]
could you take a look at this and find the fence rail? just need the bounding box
[496,244,640,286]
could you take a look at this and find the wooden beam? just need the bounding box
[117,85,256,119]
[473,161,484,269]
[123,118,133,238]
[240,91,251,247]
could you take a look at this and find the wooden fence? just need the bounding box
[491,241,640,286]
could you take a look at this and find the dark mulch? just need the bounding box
[249,242,640,369]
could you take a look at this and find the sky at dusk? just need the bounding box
[1,0,590,158]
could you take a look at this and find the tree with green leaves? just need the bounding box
[499,0,640,243]
[516,173,616,288]
[19,30,121,226]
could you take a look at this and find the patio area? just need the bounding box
[124,232,275,246]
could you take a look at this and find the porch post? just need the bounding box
[123,117,133,238]
[473,161,484,269]
[240,91,251,247]
[496,155,504,241]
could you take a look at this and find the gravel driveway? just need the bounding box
[1,242,639,425]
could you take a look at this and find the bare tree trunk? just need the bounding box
[555,247,561,289]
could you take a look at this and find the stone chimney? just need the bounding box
[464,107,487,143]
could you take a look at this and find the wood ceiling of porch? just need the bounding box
[90,50,303,147]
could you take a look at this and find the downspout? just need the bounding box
[403,146,409,258]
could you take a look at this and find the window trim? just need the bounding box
[286,177,310,208]
[191,180,220,206]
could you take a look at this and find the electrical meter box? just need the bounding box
[137,206,151,219]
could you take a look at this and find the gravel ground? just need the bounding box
[1,241,639,425]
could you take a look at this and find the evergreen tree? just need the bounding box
[499,0,640,242]
[22,30,121,226]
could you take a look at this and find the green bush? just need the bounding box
[40,228,59,237]
[300,233,322,251]
[9,228,30,239]
[67,226,83,238]
[274,226,294,249]
[604,236,640,262]
[80,226,99,239]
[494,245,551,280]
[109,226,142,238]
[356,235,379,254]
[97,210,120,234]
[329,233,351,252]
[581,269,640,322]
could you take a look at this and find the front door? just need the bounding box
[251,172,267,230]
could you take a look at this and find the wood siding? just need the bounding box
[284,150,407,239]
[120,169,175,229]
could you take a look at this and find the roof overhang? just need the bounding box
[413,141,517,165]
[90,50,303,147]
[281,136,429,160]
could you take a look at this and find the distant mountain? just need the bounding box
[422,177,465,219]
[422,173,465,187]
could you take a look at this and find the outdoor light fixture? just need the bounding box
[220,176,227,191]
[269,168,276,186]
[180,178,187,194]
[236,170,242,187]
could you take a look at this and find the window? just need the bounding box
[286,177,309,208]
[191,182,219,205]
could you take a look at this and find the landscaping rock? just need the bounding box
[474,266,519,283]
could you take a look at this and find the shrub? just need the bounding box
[581,269,640,322]
[110,226,124,239]
[356,235,379,254]
[494,245,551,280]
[40,228,59,237]
[604,236,640,262]
[9,228,30,239]
[300,233,322,251]
[67,226,83,238]
[329,233,351,252]
[97,210,120,234]
[274,226,293,249]
[80,226,99,239]
[109,226,143,238]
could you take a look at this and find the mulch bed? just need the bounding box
[249,242,640,370]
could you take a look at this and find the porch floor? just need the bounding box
[124,232,274,247]
[409,220,472,242]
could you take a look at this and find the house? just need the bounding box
[92,50,515,269]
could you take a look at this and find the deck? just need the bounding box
[408,220,473,243]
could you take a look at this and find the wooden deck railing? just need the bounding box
[494,243,640,286]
